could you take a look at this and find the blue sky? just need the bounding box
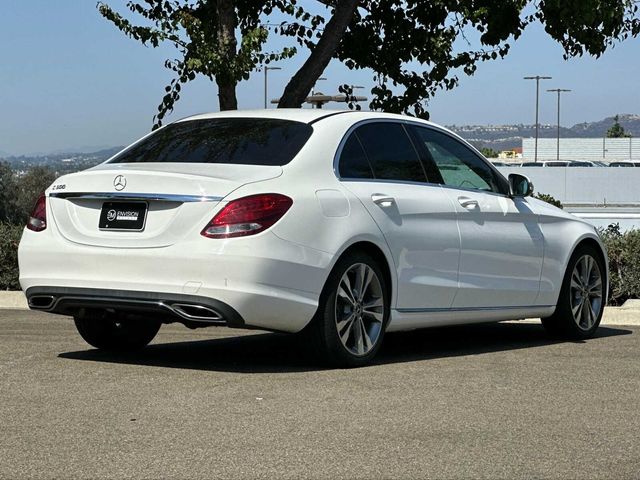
[1,0,640,155]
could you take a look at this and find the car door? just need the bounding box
[337,121,460,310]
[409,125,544,308]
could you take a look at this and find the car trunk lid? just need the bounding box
[48,163,282,248]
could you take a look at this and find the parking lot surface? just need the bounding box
[1,310,639,479]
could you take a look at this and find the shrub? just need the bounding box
[598,223,640,305]
[533,192,563,209]
[0,223,23,290]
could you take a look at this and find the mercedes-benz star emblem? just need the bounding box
[106,209,117,222]
[113,175,126,191]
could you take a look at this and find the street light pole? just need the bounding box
[264,66,282,109]
[524,75,552,162]
[547,88,571,161]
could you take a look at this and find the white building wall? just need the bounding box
[497,167,640,204]
[522,137,639,161]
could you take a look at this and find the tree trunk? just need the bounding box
[216,0,238,110]
[278,0,360,109]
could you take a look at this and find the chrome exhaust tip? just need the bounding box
[28,295,56,310]
[169,303,224,323]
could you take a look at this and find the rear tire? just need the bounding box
[541,245,605,340]
[305,251,390,368]
[74,312,161,351]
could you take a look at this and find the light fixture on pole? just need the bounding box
[524,75,552,162]
[310,77,328,108]
[311,77,327,96]
[547,88,571,161]
[264,66,282,109]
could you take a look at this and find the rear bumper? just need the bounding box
[18,227,333,333]
[25,286,245,328]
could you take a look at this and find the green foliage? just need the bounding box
[15,167,57,225]
[606,114,631,138]
[533,192,563,209]
[0,165,56,225]
[0,162,19,223]
[0,223,23,290]
[99,1,640,121]
[480,147,499,158]
[599,223,640,305]
[0,165,57,290]
[97,0,306,125]
[331,0,640,117]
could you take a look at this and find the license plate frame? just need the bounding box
[98,201,148,231]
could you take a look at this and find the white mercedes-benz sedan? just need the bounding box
[19,110,608,367]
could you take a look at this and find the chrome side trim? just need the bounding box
[395,305,555,314]
[49,192,223,203]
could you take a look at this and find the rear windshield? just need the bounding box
[109,118,313,166]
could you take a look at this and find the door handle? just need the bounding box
[458,197,479,209]
[371,194,395,207]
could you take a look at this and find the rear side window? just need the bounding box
[354,122,426,182]
[109,118,313,166]
[338,134,374,179]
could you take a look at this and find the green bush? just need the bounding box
[0,223,23,290]
[533,192,563,209]
[598,223,640,305]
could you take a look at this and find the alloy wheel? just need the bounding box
[334,263,385,356]
[570,254,603,331]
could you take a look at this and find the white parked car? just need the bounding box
[19,110,608,367]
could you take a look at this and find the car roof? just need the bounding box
[179,108,442,128]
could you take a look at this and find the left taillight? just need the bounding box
[201,193,293,239]
[26,194,47,232]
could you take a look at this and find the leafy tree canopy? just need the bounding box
[480,147,500,158]
[607,114,631,137]
[98,0,640,124]
[98,0,322,126]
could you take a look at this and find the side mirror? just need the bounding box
[508,173,534,198]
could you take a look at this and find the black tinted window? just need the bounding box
[410,126,506,193]
[338,134,374,178]
[109,118,313,166]
[355,123,426,182]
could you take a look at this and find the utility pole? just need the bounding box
[547,88,571,161]
[264,66,282,109]
[524,75,552,162]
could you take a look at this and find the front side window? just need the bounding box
[109,118,313,166]
[354,122,426,183]
[410,126,505,193]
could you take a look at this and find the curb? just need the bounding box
[0,291,27,310]
[1,291,639,325]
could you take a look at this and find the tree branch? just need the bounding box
[277,0,360,108]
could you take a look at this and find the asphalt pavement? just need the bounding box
[1,310,639,479]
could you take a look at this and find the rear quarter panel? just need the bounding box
[223,116,398,306]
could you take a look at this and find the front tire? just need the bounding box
[541,245,605,340]
[74,312,161,351]
[307,251,390,367]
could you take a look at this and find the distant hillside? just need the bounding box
[2,147,123,176]
[450,114,640,151]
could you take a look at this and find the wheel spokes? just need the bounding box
[570,254,603,331]
[360,318,373,351]
[334,263,385,357]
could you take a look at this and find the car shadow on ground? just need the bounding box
[58,322,633,373]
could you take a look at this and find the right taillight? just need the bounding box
[201,193,293,239]
[26,194,47,232]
